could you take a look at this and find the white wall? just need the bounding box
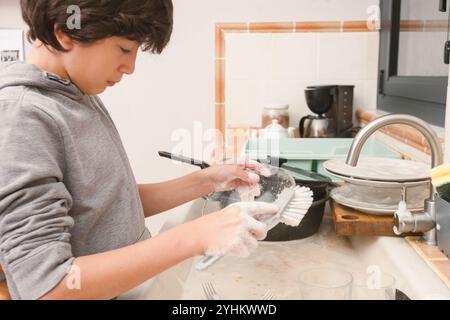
[226,32,379,128]
[0,0,32,55]
[1,0,379,233]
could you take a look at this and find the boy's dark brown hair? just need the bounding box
[20,0,173,54]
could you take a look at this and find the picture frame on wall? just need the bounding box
[0,29,24,63]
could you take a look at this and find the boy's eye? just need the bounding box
[120,47,131,54]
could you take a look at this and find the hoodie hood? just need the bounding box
[0,61,85,101]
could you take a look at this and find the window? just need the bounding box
[378,0,448,126]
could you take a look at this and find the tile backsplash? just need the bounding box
[224,27,379,128]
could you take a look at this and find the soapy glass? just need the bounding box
[206,164,296,210]
[352,272,396,300]
[298,267,353,300]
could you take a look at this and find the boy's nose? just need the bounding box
[119,53,137,75]
[120,62,135,75]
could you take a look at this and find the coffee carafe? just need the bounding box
[299,86,337,138]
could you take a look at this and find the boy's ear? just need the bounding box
[54,27,74,51]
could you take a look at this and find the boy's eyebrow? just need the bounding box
[119,38,141,47]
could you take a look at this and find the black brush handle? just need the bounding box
[158,151,210,169]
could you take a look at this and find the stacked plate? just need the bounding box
[324,157,431,215]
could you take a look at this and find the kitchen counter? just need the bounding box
[119,199,450,300]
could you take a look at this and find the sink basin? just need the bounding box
[118,199,450,300]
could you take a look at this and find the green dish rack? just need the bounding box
[244,138,401,179]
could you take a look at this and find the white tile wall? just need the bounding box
[226,34,273,80]
[317,33,367,80]
[225,31,380,128]
[272,33,317,80]
[226,78,269,126]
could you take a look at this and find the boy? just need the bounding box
[0,0,278,300]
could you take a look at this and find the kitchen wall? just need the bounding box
[0,0,32,54]
[398,0,448,77]
[225,30,379,128]
[1,0,380,233]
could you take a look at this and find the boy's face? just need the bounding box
[59,35,140,95]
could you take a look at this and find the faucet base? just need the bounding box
[421,231,437,246]
[394,200,436,240]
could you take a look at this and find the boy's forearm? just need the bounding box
[138,170,213,217]
[41,222,202,300]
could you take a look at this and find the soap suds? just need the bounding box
[205,203,277,258]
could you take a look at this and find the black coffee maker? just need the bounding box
[299,85,354,138]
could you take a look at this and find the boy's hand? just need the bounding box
[204,159,272,193]
[190,202,279,257]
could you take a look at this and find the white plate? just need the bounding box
[331,187,425,215]
[323,157,430,182]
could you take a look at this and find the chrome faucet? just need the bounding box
[346,114,443,245]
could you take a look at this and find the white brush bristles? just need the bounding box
[280,186,314,227]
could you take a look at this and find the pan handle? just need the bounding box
[158,151,210,169]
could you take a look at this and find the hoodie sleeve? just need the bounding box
[0,101,75,300]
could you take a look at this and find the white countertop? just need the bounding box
[119,200,450,300]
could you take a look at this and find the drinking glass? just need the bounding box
[298,267,353,300]
[352,272,396,300]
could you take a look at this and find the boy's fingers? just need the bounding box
[247,171,260,184]
[243,160,272,177]
[233,168,260,184]
[226,157,272,178]
[239,202,279,217]
[243,214,268,241]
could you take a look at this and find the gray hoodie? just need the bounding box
[0,62,151,300]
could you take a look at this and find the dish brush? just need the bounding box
[260,185,314,228]
[195,185,314,271]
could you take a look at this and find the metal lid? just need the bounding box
[306,85,338,90]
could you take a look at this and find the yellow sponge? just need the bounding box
[431,163,450,181]
[431,164,450,202]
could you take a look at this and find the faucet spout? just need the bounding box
[346,114,443,168]
[345,114,444,245]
